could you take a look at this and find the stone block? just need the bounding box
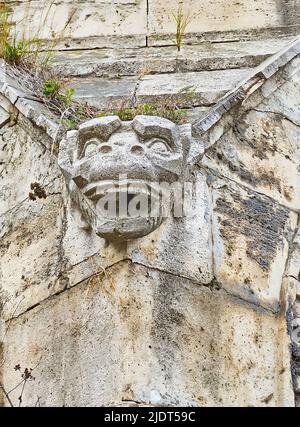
[136,69,252,108]
[127,171,213,284]
[203,70,300,209]
[52,38,292,78]
[0,189,66,322]
[211,176,297,309]
[0,122,58,217]
[148,0,300,45]
[69,77,138,110]
[1,262,294,407]
[8,0,147,48]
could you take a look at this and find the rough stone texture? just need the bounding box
[8,0,148,49]
[53,38,294,77]
[1,262,294,407]
[148,0,300,45]
[1,18,300,408]
[0,107,9,128]
[0,62,59,140]
[0,119,126,321]
[67,68,252,110]
[127,171,213,284]
[202,70,300,210]
[192,38,300,148]
[210,175,297,310]
[136,69,252,108]
[0,119,55,216]
[7,1,300,49]
[69,77,138,110]
[287,229,300,407]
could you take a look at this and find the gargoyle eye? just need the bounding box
[147,138,171,156]
[83,140,99,157]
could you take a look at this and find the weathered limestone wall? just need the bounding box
[7,0,300,48]
[0,49,300,406]
[289,234,300,407]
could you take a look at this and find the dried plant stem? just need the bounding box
[173,8,191,52]
[0,382,14,407]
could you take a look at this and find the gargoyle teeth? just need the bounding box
[82,180,160,202]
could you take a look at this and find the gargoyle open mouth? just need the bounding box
[59,115,197,240]
[81,179,162,219]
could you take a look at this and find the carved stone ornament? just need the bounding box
[58,115,203,240]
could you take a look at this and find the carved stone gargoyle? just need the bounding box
[58,115,203,241]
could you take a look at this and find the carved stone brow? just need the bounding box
[132,116,180,148]
[77,116,122,158]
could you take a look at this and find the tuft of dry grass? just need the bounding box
[6,61,189,130]
[0,2,190,131]
[0,2,11,59]
[0,2,40,65]
[6,62,96,127]
[172,7,191,52]
[0,1,95,129]
[85,256,115,298]
[98,103,187,124]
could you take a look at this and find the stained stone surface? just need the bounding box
[7,0,300,49]
[7,0,148,49]
[148,0,300,46]
[0,19,300,407]
[202,70,300,210]
[136,69,252,108]
[68,77,138,110]
[127,171,213,284]
[68,68,252,110]
[1,262,294,407]
[0,107,9,128]
[210,176,297,309]
[53,38,294,77]
[0,120,57,216]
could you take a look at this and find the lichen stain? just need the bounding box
[208,135,282,194]
[215,192,289,270]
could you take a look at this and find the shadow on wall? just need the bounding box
[275,0,300,26]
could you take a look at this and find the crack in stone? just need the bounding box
[3,257,279,324]
[201,164,300,214]
[250,108,300,128]
[3,257,130,324]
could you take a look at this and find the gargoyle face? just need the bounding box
[58,115,202,240]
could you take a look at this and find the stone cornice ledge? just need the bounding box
[0,59,59,141]
[192,36,300,152]
[0,36,299,152]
